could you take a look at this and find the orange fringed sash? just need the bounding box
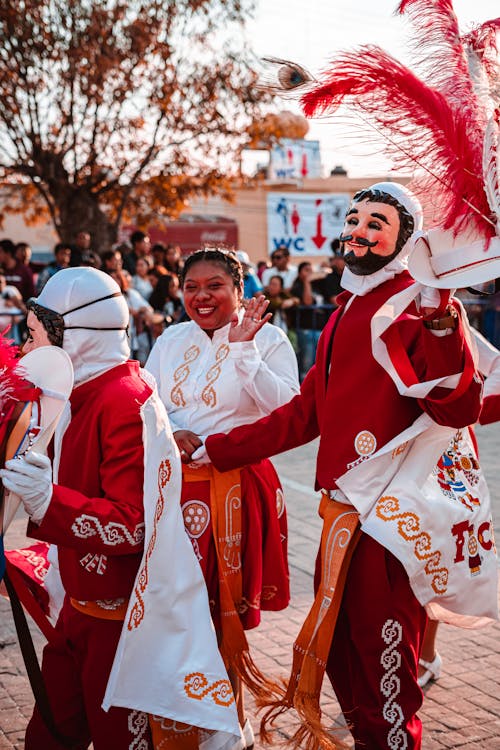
[182,464,281,702]
[260,496,361,750]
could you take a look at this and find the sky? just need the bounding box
[246,0,499,177]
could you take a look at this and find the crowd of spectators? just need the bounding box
[0,232,348,373]
[4,231,496,375]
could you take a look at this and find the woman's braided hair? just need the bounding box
[180,248,243,289]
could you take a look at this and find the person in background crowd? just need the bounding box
[0,271,25,343]
[122,231,152,276]
[148,273,185,328]
[256,259,271,282]
[111,268,153,365]
[14,242,33,269]
[80,250,102,269]
[264,274,295,333]
[151,242,167,271]
[145,248,299,749]
[100,249,123,275]
[236,250,263,300]
[314,240,346,308]
[35,243,72,294]
[0,238,36,302]
[132,256,154,301]
[164,243,184,277]
[15,241,47,281]
[289,261,326,381]
[13,242,36,302]
[146,265,168,293]
[70,231,92,267]
[261,246,298,292]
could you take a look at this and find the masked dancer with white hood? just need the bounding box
[0,267,242,750]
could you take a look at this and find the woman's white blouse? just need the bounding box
[145,318,300,436]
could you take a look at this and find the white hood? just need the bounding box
[35,267,130,385]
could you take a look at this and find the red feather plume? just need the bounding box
[299,2,499,239]
[0,335,39,412]
[395,0,479,113]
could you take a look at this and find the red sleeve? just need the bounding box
[207,364,320,472]
[28,396,146,556]
[416,306,482,428]
[478,394,500,425]
[385,300,482,428]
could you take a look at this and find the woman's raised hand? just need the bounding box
[228,295,272,343]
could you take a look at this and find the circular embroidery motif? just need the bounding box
[354,430,377,457]
[276,488,285,518]
[182,501,210,539]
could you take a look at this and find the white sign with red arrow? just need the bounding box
[267,192,351,256]
[268,139,322,181]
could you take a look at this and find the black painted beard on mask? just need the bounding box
[341,243,400,276]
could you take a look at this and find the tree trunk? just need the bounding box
[56,188,118,254]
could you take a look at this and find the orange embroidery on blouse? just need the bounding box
[376,495,448,594]
[184,672,235,707]
[201,344,230,407]
[171,345,200,407]
[127,459,172,631]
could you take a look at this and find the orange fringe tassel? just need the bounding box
[258,497,361,750]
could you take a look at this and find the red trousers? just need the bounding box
[25,599,153,750]
[324,533,427,750]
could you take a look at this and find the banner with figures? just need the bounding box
[268,139,322,181]
[267,192,350,257]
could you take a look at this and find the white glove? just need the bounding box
[190,440,211,465]
[0,451,53,524]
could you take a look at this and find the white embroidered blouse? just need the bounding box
[145,317,300,437]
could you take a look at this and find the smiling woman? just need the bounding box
[145,247,300,747]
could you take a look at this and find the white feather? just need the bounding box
[482,113,500,235]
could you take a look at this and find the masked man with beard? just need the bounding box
[188,183,485,749]
[0,267,241,750]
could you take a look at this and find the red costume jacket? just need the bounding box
[28,361,151,601]
[207,273,482,489]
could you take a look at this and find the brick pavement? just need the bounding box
[1,423,499,749]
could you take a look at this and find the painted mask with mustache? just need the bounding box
[340,191,416,276]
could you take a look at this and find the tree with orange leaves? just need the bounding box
[0,1,275,251]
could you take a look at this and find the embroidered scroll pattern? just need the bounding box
[380,619,408,750]
[128,709,149,750]
[376,495,448,594]
[222,482,242,571]
[170,345,200,407]
[127,460,171,631]
[72,516,144,546]
[201,344,229,407]
[238,592,262,614]
[184,672,234,707]
[14,548,48,582]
